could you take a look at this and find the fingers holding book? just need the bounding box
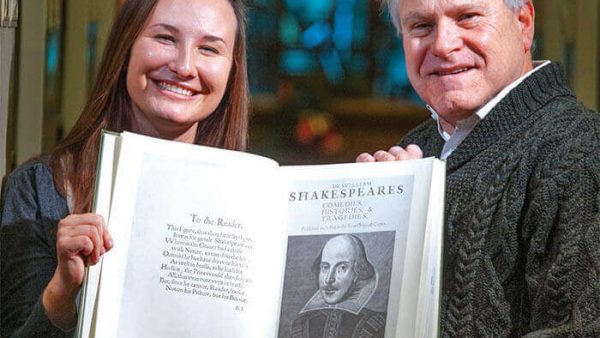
[42,213,113,330]
[356,144,423,163]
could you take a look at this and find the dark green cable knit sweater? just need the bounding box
[400,62,600,337]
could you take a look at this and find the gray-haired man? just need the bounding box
[358,0,600,336]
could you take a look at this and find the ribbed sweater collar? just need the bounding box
[444,62,574,172]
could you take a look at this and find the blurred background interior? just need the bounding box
[1,0,599,179]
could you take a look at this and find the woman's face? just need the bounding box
[126,0,237,142]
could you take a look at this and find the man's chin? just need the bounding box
[323,298,341,305]
[428,97,481,122]
[321,290,343,304]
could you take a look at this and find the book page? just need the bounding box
[276,159,441,338]
[77,131,120,338]
[414,160,445,338]
[92,132,287,338]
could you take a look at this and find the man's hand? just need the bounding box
[356,144,423,162]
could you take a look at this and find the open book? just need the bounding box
[77,131,445,338]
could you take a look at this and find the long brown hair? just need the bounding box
[50,0,249,213]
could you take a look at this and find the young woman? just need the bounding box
[0,0,248,336]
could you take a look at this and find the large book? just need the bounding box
[77,131,445,338]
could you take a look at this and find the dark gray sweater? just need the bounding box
[401,62,600,337]
[0,157,73,338]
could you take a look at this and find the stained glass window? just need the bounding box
[247,0,417,100]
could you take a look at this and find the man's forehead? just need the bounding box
[399,0,494,17]
[322,236,356,260]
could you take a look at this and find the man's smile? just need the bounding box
[430,66,475,77]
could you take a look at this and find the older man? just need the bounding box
[290,235,386,338]
[358,0,600,336]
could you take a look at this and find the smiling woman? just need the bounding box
[0,0,248,337]
[126,0,239,143]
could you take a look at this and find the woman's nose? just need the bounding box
[169,44,197,78]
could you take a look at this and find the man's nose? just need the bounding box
[168,44,197,78]
[325,269,336,284]
[430,20,463,58]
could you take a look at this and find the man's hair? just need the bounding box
[385,0,529,34]
[311,234,375,281]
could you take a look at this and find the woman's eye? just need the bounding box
[156,34,175,42]
[199,46,218,54]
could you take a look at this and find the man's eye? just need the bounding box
[460,13,477,20]
[458,13,479,25]
[410,23,433,36]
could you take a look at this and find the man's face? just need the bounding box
[399,0,534,125]
[318,236,357,304]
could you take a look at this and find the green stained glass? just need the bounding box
[279,14,300,46]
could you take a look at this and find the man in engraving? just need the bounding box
[290,234,386,338]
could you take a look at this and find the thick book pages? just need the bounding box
[77,131,120,338]
[78,131,445,338]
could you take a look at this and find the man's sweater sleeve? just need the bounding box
[522,148,600,337]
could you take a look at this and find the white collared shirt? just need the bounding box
[429,60,551,160]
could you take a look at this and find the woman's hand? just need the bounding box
[42,213,113,330]
[356,144,423,162]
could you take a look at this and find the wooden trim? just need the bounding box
[15,0,46,164]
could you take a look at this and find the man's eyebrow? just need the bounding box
[448,3,487,16]
[333,261,351,265]
[401,2,487,24]
[401,11,430,25]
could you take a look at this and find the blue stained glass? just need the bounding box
[374,46,414,97]
[281,50,316,75]
[246,0,418,100]
[280,15,300,46]
[333,1,353,50]
[46,32,60,74]
[284,0,304,12]
[352,1,368,46]
[303,0,333,22]
[350,55,368,73]
[255,13,278,33]
[253,0,273,5]
[319,49,344,83]
[337,49,352,64]
[388,54,408,82]
[285,0,334,22]
[87,22,98,69]
[302,22,332,49]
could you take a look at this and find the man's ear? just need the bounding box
[517,0,535,53]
